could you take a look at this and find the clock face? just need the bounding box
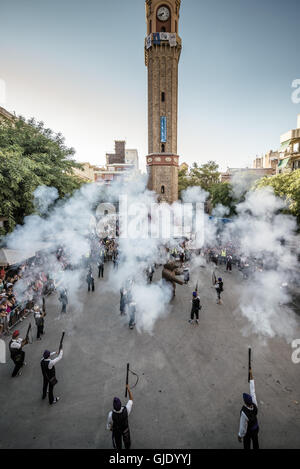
[157,6,170,22]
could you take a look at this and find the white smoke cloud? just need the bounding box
[219,186,299,341]
[34,186,59,215]
[4,171,299,342]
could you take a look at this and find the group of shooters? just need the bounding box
[9,319,65,406]
[6,240,261,448]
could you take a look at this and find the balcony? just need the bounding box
[280,128,300,144]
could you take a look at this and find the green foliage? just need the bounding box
[254,169,300,223]
[178,167,190,196]
[189,161,220,191]
[0,117,84,232]
[178,160,220,198]
[210,182,237,216]
[178,161,239,215]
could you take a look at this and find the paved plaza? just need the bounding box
[0,262,299,449]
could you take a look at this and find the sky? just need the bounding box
[0,0,300,172]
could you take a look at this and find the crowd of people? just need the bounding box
[1,230,264,449]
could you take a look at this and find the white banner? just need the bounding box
[160,32,170,41]
[146,34,152,49]
[169,33,177,47]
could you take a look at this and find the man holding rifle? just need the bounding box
[106,384,134,450]
[40,332,64,405]
[238,354,260,449]
[9,329,29,377]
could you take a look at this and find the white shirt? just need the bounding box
[106,400,133,431]
[238,380,258,438]
[10,338,22,349]
[42,350,63,369]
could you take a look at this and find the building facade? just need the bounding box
[0,106,15,123]
[95,140,139,186]
[73,162,100,183]
[145,0,182,203]
[277,114,300,173]
[221,167,274,183]
[253,150,279,172]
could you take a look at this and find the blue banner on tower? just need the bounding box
[160,116,167,143]
[153,33,161,45]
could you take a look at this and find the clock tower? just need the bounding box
[145,0,182,203]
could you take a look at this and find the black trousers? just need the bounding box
[88,281,95,292]
[11,351,25,377]
[42,375,55,404]
[112,428,131,450]
[37,324,44,339]
[190,308,199,320]
[61,303,67,313]
[98,265,104,278]
[243,429,259,449]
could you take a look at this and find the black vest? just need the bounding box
[9,340,22,360]
[241,404,259,433]
[112,407,129,435]
[41,359,55,380]
[192,297,201,311]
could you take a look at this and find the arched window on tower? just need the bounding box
[161,185,165,194]
[150,20,152,33]
[161,143,165,152]
[161,26,166,32]
[175,21,178,33]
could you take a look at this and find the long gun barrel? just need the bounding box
[59,331,65,352]
[25,323,31,342]
[248,348,252,382]
[125,363,129,398]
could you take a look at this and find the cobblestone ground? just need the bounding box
[0,261,299,449]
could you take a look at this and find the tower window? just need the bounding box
[150,20,152,33]
[161,185,165,194]
[161,143,165,152]
[175,21,178,33]
[161,92,165,102]
[161,26,166,32]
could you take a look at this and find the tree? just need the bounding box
[210,182,237,216]
[0,117,84,233]
[178,167,190,196]
[178,160,221,199]
[189,161,220,192]
[254,169,300,224]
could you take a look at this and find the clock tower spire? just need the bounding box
[145,0,182,203]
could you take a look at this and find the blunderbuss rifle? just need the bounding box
[125,363,139,398]
[25,323,32,343]
[125,363,129,398]
[212,271,217,286]
[59,331,65,352]
[248,347,252,382]
[195,281,198,294]
[42,297,46,313]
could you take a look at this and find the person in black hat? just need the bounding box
[238,369,259,449]
[106,384,133,449]
[86,268,95,292]
[215,277,224,304]
[41,348,63,405]
[189,291,201,324]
